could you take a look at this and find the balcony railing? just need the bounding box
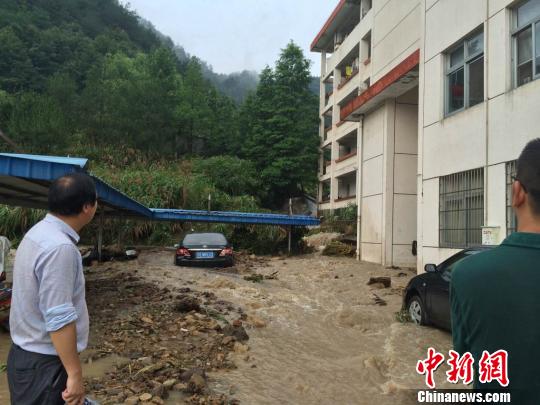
[335,195,356,202]
[338,69,359,90]
[335,151,357,164]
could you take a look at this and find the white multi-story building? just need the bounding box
[313,0,422,268]
[313,0,540,272]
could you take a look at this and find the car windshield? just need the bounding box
[441,249,485,282]
[182,233,227,245]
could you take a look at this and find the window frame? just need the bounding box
[511,0,540,88]
[445,28,485,117]
[439,168,485,249]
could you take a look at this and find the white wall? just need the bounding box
[418,0,540,272]
[372,0,422,82]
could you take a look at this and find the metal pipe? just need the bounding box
[97,210,104,262]
[288,198,293,255]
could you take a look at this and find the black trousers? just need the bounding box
[7,344,67,405]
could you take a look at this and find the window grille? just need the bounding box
[439,168,484,248]
[506,161,518,235]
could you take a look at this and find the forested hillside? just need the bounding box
[0,0,320,248]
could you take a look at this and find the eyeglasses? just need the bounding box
[512,176,528,192]
[512,176,540,196]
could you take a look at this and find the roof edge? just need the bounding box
[311,0,348,52]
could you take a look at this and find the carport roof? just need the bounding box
[0,153,320,227]
[0,153,151,218]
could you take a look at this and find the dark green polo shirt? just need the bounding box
[451,232,540,403]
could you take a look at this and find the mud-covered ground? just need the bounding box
[1,250,454,404]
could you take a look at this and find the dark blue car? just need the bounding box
[175,232,234,267]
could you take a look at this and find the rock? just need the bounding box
[249,254,256,259]
[151,397,164,404]
[187,373,206,394]
[180,368,206,382]
[137,356,153,365]
[134,363,164,377]
[125,396,139,404]
[367,277,391,288]
[150,384,165,398]
[372,293,387,306]
[173,382,188,391]
[248,315,267,328]
[174,295,201,313]
[162,379,177,389]
[232,319,242,327]
[139,393,152,402]
[140,316,153,324]
[222,336,235,346]
[222,325,249,342]
[233,342,249,353]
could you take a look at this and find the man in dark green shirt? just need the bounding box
[451,139,540,403]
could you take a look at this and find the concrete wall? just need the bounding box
[372,0,422,82]
[418,0,540,272]
[360,91,419,267]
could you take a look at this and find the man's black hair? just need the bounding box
[48,172,97,216]
[517,138,540,216]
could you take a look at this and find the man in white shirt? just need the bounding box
[8,172,97,405]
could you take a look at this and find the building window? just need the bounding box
[446,30,485,115]
[361,0,372,19]
[506,160,518,235]
[513,0,540,87]
[439,168,484,248]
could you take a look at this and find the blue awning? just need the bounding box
[0,153,319,227]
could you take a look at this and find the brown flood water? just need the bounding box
[139,252,456,404]
[1,251,455,404]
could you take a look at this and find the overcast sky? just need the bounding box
[123,0,337,76]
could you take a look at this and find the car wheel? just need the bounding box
[408,295,428,326]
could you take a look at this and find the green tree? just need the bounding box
[8,91,71,152]
[193,156,261,197]
[0,27,33,92]
[80,48,182,154]
[178,58,212,155]
[241,42,319,206]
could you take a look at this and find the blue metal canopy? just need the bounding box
[151,209,319,226]
[0,153,319,227]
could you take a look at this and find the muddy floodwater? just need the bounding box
[1,251,455,404]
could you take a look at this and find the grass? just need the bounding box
[395,309,412,324]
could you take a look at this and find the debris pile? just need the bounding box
[84,268,247,404]
[321,241,356,257]
[302,232,342,251]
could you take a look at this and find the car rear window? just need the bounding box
[182,233,227,245]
